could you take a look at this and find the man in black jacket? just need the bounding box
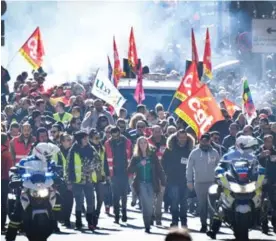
[257,134,276,234]
[210,131,226,157]
[222,123,239,151]
[162,129,195,227]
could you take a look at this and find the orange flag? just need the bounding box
[175,84,224,138]
[128,27,138,72]
[113,36,124,87]
[191,28,199,64]
[19,27,45,70]
[223,98,241,117]
[174,61,202,102]
[203,28,212,79]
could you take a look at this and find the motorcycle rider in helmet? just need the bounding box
[6,142,61,241]
[207,135,259,239]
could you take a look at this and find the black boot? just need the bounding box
[93,214,99,228]
[262,222,269,234]
[207,217,221,239]
[52,220,61,233]
[86,213,95,231]
[75,211,82,230]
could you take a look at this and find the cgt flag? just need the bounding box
[203,28,212,79]
[128,26,138,73]
[113,36,125,87]
[175,84,224,138]
[92,69,126,115]
[242,78,257,121]
[19,27,45,70]
[168,61,202,112]
[222,98,241,117]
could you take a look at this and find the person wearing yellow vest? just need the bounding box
[89,129,109,226]
[53,101,72,124]
[67,131,102,231]
[58,133,74,228]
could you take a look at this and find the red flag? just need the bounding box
[113,36,124,87]
[128,27,138,72]
[203,28,212,79]
[175,84,224,138]
[223,98,241,117]
[174,61,202,102]
[19,27,45,70]
[134,63,145,104]
[191,28,199,64]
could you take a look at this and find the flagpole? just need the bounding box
[5,51,19,69]
[167,95,175,113]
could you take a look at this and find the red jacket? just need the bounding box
[147,136,167,161]
[105,136,132,177]
[10,135,34,164]
[1,144,13,180]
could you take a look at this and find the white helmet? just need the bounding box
[236,135,258,154]
[32,142,60,162]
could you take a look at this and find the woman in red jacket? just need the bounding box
[1,133,13,233]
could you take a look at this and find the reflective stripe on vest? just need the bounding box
[53,112,72,123]
[105,139,132,177]
[74,153,96,183]
[60,152,67,176]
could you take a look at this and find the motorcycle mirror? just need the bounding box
[9,166,18,173]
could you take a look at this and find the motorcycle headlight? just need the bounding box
[229,182,256,193]
[30,189,49,198]
[38,189,49,198]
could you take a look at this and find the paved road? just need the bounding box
[1,198,275,241]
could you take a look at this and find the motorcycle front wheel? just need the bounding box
[234,212,250,241]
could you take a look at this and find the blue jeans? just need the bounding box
[111,176,129,218]
[94,182,104,216]
[73,183,95,214]
[168,184,187,225]
[139,182,154,229]
[104,182,112,207]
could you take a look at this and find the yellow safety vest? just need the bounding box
[53,112,72,123]
[52,152,67,176]
[74,153,97,183]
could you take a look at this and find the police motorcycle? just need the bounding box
[207,136,266,241]
[7,143,61,241]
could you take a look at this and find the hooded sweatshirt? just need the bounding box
[186,146,220,184]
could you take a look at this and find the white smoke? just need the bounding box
[2,0,230,89]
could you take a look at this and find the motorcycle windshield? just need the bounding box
[23,160,48,175]
[229,181,256,193]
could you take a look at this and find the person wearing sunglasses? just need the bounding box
[59,133,74,228]
[104,126,133,224]
[89,129,108,226]
[68,131,102,231]
[66,118,82,135]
